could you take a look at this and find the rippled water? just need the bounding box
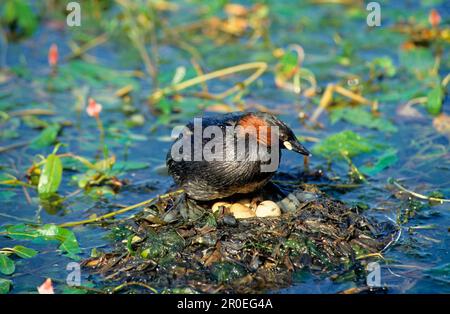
[0,0,449,293]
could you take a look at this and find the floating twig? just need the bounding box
[390,179,450,203]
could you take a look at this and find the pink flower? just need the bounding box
[428,9,441,27]
[87,98,102,118]
[37,278,54,294]
[48,44,58,67]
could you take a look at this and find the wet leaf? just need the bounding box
[36,224,81,259]
[426,85,443,116]
[3,224,80,259]
[0,278,12,294]
[38,153,63,198]
[112,161,150,172]
[30,124,61,149]
[11,245,38,259]
[330,107,398,133]
[368,56,396,77]
[278,51,298,76]
[4,224,39,240]
[3,0,38,36]
[94,155,116,172]
[0,253,15,275]
[360,149,398,176]
[63,60,139,88]
[156,98,173,116]
[211,262,246,283]
[399,47,434,77]
[62,284,92,294]
[312,130,376,159]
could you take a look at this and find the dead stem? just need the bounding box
[65,33,109,61]
[334,85,373,105]
[116,0,158,84]
[191,58,208,93]
[340,151,366,182]
[442,73,450,88]
[397,97,428,118]
[0,141,30,153]
[22,185,32,205]
[356,252,384,260]
[310,83,334,123]
[8,109,55,117]
[310,84,376,123]
[58,189,184,228]
[0,212,35,223]
[112,281,158,294]
[391,179,450,203]
[149,62,267,103]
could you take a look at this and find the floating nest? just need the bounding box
[83,183,399,293]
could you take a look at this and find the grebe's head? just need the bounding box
[238,112,311,156]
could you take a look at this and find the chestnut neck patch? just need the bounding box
[237,114,273,146]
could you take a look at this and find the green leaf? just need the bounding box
[0,253,15,275]
[399,48,434,77]
[38,154,63,198]
[3,224,80,259]
[278,51,298,75]
[368,56,396,77]
[156,98,173,115]
[61,60,139,89]
[426,85,443,116]
[11,245,38,259]
[36,225,81,259]
[4,224,39,240]
[16,0,38,35]
[0,278,12,294]
[93,156,115,173]
[3,0,38,36]
[330,107,398,133]
[312,130,376,159]
[30,124,61,149]
[112,161,150,172]
[360,149,398,176]
[62,286,88,294]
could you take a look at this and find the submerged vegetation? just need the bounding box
[0,0,449,294]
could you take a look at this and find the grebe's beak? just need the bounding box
[283,140,311,157]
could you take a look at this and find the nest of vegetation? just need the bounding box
[82,183,399,293]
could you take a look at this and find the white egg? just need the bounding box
[256,201,281,217]
[230,203,256,219]
[212,202,231,213]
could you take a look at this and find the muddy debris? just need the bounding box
[83,184,399,293]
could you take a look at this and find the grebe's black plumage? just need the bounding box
[166,112,310,201]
